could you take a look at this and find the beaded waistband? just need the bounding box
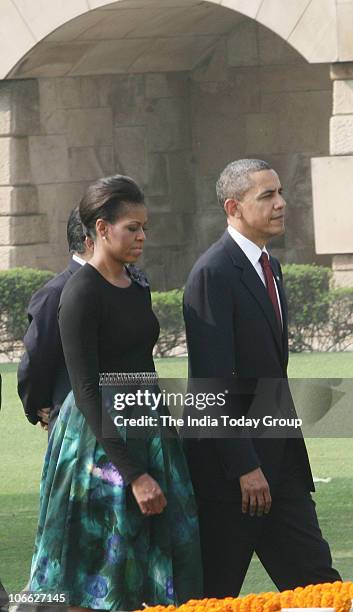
[99,371,158,386]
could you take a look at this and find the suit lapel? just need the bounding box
[271,258,288,363]
[221,231,284,359]
[241,264,284,358]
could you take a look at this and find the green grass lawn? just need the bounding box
[0,354,352,596]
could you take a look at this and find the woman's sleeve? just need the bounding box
[58,278,145,485]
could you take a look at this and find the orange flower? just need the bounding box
[311,590,322,607]
[138,581,353,612]
[263,594,280,612]
[321,590,335,608]
[280,590,295,608]
[333,593,351,612]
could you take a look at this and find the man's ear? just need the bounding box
[224,198,242,219]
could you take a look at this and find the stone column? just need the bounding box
[0,79,49,269]
[330,63,353,286]
[311,63,353,287]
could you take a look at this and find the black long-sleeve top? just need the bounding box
[58,263,160,484]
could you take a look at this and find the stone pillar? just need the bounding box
[311,63,353,287]
[0,79,49,269]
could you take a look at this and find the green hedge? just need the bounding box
[152,264,353,355]
[283,264,353,352]
[151,289,184,357]
[1,265,352,359]
[282,264,331,352]
[0,268,55,357]
[324,286,353,351]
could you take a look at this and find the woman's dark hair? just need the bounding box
[79,175,145,238]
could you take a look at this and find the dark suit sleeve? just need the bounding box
[183,265,261,479]
[17,285,62,425]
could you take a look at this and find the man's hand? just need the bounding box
[37,407,50,431]
[239,467,272,517]
[131,473,167,516]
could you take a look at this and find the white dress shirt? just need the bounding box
[227,225,283,324]
[72,254,87,266]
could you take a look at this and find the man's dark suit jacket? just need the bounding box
[17,258,81,431]
[183,230,314,502]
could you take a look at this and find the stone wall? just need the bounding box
[311,62,353,287]
[33,72,196,289]
[0,79,50,269]
[0,17,334,288]
[190,20,332,264]
[0,72,196,288]
[33,74,192,288]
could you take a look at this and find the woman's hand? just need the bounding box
[131,473,167,516]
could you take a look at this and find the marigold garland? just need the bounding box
[138,581,353,612]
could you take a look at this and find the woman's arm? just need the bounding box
[58,275,144,485]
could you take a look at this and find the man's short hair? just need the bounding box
[67,206,86,254]
[216,159,271,210]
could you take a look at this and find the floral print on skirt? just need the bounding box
[29,390,202,610]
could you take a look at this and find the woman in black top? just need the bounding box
[29,175,202,611]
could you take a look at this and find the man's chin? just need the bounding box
[267,226,285,242]
[273,224,285,236]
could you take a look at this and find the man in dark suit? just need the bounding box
[183,159,340,597]
[17,207,93,435]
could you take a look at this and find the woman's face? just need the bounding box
[102,204,147,264]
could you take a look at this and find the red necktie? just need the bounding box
[259,252,282,330]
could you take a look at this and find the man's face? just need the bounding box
[232,169,286,246]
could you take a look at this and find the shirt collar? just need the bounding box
[72,254,87,266]
[227,225,268,265]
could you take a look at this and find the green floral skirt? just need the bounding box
[29,390,202,610]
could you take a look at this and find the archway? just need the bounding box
[0,0,340,287]
[0,0,341,80]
